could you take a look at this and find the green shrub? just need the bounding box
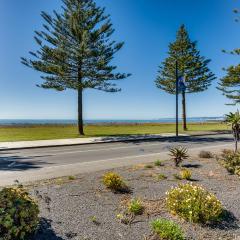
[0,186,39,240]
[103,172,127,192]
[128,198,144,215]
[218,149,240,175]
[199,150,213,158]
[169,146,189,167]
[68,175,76,180]
[180,169,192,180]
[156,173,167,180]
[154,160,163,166]
[151,218,185,240]
[166,183,223,223]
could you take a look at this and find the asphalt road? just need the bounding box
[0,134,234,185]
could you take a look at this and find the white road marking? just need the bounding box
[48,142,170,155]
[26,142,127,153]
[15,141,171,157]
[18,138,232,157]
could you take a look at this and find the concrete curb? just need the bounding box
[0,134,188,151]
[0,132,231,151]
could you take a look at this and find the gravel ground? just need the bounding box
[30,153,240,240]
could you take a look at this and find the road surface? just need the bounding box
[0,134,234,186]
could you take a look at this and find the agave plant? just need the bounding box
[169,146,189,167]
[225,111,240,153]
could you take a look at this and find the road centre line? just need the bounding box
[21,142,171,156]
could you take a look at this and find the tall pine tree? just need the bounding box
[155,25,216,130]
[218,8,240,105]
[21,0,130,135]
[218,64,240,104]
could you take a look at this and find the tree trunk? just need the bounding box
[182,91,187,131]
[234,130,238,153]
[235,139,238,154]
[78,88,84,135]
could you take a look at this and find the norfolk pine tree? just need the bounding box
[21,0,130,135]
[218,8,240,104]
[218,63,240,104]
[155,25,216,130]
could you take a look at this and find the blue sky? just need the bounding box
[0,0,239,120]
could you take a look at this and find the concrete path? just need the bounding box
[0,134,234,186]
[0,133,187,150]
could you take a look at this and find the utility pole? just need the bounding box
[176,60,179,139]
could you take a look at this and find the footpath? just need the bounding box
[0,133,188,150]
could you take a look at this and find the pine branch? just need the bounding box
[21,0,130,91]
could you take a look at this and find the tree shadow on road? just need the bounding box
[0,153,53,171]
[108,134,233,145]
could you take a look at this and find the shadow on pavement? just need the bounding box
[116,135,233,145]
[33,218,64,240]
[182,163,202,168]
[0,154,52,171]
[207,210,239,230]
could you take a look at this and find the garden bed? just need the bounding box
[30,152,240,240]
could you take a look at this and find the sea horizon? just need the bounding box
[0,116,224,125]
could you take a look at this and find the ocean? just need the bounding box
[0,117,224,125]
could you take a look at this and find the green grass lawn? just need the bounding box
[0,122,230,142]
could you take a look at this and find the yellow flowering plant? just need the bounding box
[0,186,39,240]
[166,183,223,223]
[103,172,128,192]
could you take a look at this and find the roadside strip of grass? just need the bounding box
[0,122,229,142]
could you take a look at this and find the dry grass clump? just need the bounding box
[180,169,192,180]
[120,197,166,216]
[156,173,167,181]
[199,150,213,158]
[128,198,144,215]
